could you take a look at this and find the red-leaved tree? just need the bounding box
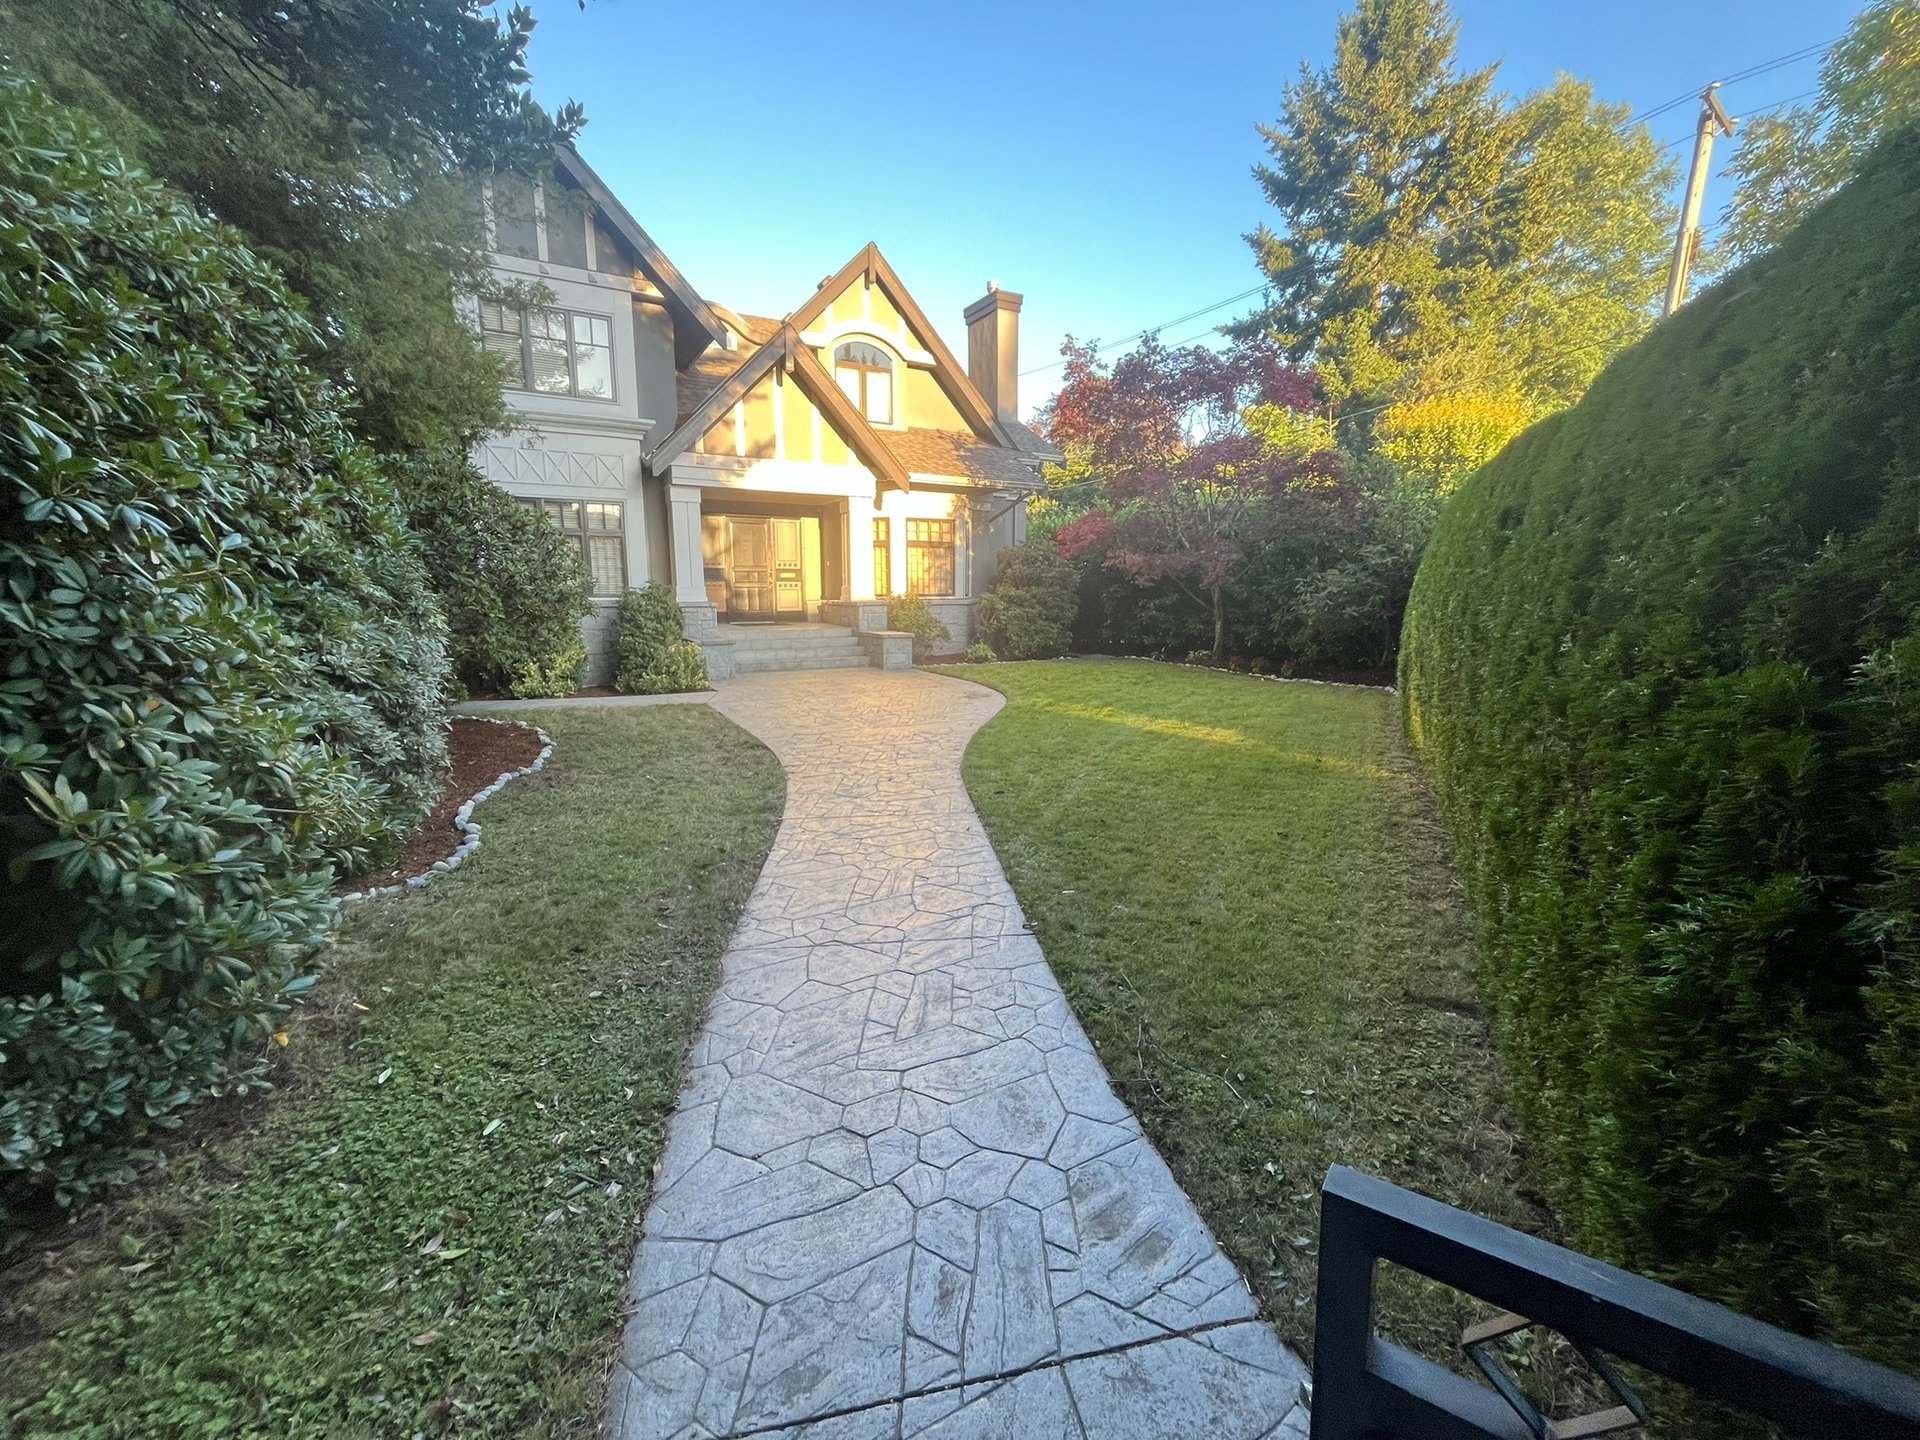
[1047,336,1355,658]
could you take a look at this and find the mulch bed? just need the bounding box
[336,718,544,895]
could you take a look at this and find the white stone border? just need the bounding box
[339,718,554,905]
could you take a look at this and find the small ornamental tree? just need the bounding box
[1049,337,1356,658]
[0,77,448,1208]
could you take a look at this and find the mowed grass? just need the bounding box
[942,659,1542,1364]
[2,706,782,1440]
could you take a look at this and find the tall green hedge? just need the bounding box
[1400,125,1920,1366]
[0,75,449,1208]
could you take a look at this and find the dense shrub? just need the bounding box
[0,77,449,1208]
[1400,126,1920,1368]
[511,635,589,700]
[963,643,996,664]
[980,540,1078,659]
[887,595,951,658]
[615,584,709,694]
[395,456,591,698]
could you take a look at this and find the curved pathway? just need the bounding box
[607,668,1309,1440]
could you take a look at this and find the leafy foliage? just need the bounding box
[0,77,449,1209]
[1372,391,1536,497]
[980,542,1079,660]
[2,707,784,1438]
[395,457,591,699]
[1236,0,1674,417]
[1721,2,1920,259]
[963,643,997,664]
[886,596,951,659]
[510,636,589,701]
[1399,126,1920,1369]
[1048,337,1358,658]
[0,0,580,455]
[615,585,709,695]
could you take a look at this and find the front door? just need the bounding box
[727,518,774,619]
[771,517,804,616]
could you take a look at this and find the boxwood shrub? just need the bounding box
[1400,125,1920,1366]
[615,583,708,694]
[0,75,449,1208]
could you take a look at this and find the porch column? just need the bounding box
[667,481,717,637]
[846,500,878,601]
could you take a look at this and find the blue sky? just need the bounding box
[521,0,1856,415]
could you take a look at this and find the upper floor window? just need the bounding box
[834,340,894,425]
[480,301,613,400]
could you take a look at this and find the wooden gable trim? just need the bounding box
[785,337,912,493]
[645,326,912,493]
[553,144,728,369]
[786,243,1012,447]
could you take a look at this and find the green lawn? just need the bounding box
[942,659,1545,1367]
[2,706,783,1440]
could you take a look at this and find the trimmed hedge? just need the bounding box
[1400,125,1920,1365]
[981,540,1078,659]
[395,455,591,699]
[615,584,708,694]
[0,76,449,1207]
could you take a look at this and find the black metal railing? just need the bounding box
[1311,1165,1920,1440]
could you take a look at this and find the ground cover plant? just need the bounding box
[941,659,1537,1370]
[1400,124,1920,1370]
[1,706,783,1438]
[0,75,447,1210]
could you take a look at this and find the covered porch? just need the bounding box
[662,473,988,653]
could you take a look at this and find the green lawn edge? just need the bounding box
[3,705,783,1440]
[936,659,1552,1368]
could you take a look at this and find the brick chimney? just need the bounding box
[964,282,1023,425]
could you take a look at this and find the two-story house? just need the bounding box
[469,145,1059,682]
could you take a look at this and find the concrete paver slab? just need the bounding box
[607,670,1307,1439]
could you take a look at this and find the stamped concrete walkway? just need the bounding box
[606,668,1309,1440]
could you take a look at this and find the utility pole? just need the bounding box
[1663,85,1737,316]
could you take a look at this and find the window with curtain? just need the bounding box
[872,518,891,597]
[520,498,626,596]
[906,518,954,597]
[833,340,894,425]
[478,302,613,400]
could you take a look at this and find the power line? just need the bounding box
[1018,285,1268,377]
[1028,38,1843,380]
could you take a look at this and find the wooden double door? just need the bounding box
[721,516,804,621]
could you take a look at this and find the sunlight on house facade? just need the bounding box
[467,149,1061,681]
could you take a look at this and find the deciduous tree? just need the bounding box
[1,0,583,455]
[1721,1,1920,259]
[1049,338,1357,659]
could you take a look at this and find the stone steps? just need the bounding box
[732,652,872,673]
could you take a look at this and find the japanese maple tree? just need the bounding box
[1047,336,1354,658]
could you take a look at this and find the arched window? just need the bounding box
[833,340,894,425]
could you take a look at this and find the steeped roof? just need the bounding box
[788,243,1011,448]
[552,145,726,369]
[880,429,1045,487]
[647,325,913,492]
